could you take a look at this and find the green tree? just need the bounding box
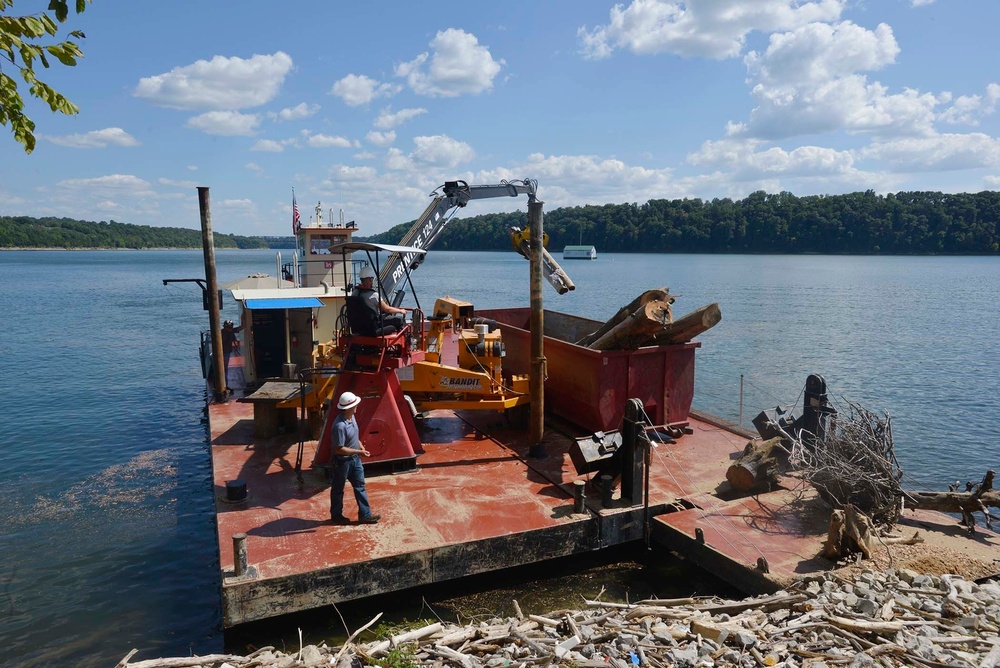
[0,0,89,153]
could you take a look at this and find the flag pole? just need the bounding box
[292,187,300,285]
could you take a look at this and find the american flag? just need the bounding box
[292,190,301,234]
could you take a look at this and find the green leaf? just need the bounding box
[48,1,69,22]
[45,44,75,66]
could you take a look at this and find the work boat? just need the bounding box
[197,179,1000,630]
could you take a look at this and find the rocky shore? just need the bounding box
[116,567,1000,668]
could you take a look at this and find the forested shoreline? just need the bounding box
[0,216,286,250]
[5,189,1000,253]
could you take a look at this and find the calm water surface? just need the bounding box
[0,250,997,666]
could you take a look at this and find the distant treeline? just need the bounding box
[367,190,1000,255]
[0,216,274,249]
[6,189,1000,254]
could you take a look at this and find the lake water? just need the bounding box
[1,250,998,666]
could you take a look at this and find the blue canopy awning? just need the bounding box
[244,297,324,310]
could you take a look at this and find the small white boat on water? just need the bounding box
[563,244,597,259]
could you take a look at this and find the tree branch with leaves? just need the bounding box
[0,0,89,154]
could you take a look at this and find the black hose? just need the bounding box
[469,317,500,332]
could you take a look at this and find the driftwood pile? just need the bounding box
[115,568,1000,668]
[791,401,904,527]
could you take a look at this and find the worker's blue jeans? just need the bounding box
[330,454,373,520]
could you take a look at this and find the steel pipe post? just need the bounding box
[528,198,546,458]
[198,187,227,404]
[233,532,249,577]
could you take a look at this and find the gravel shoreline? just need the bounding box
[115,567,1000,668]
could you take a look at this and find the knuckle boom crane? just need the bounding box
[377,179,574,307]
[313,179,575,471]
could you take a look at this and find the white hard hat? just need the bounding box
[337,391,361,410]
[359,265,376,280]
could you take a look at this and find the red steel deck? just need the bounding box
[209,328,1000,627]
[209,398,1000,627]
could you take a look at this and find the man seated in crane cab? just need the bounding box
[355,265,406,332]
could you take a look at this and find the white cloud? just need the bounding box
[384,147,415,172]
[374,106,427,129]
[158,178,198,188]
[366,130,396,147]
[735,21,946,140]
[252,139,286,152]
[307,133,354,148]
[134,52,293,110]
[245,162,264,175]
[689,138,856,178]
[43,127,140,149]
[185,111,261,136]
[938,84,1000,126]
[271,103,319,121]
[910,0,936,5]
[395,29,503,97]
[410,135,475,168]
[221,199,257,215]
[859,134,1000,172]
[331,74,399,106]
[58,174,155,193]
[578,0,846,60]
[186,165,198,171]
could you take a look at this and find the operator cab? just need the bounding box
[333,241,427,371]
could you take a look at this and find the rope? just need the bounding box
[637,404,768,566]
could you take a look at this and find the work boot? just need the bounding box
[358,514,381,524]
[330,515,351,525]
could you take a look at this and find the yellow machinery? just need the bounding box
[396,296,529,412]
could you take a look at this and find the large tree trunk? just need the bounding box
[904,471,995,534]
[588,299,674,350]
[650,303,722,345]
[725,437,784,493]
[576,288,672,347]
[905,491,1000,513]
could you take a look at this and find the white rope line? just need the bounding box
[638,404,767,566]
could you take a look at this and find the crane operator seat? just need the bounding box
[344,296,401,337]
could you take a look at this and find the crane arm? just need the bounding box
[379,179,538,304]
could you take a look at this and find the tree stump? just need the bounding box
[822,504,875,560]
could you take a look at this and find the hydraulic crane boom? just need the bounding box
[378,179,573,305]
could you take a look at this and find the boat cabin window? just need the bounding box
[310,233,348,255]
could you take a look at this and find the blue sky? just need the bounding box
[3,0,999,236]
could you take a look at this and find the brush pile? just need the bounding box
[115,568,1000,668]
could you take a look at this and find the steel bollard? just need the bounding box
[233,533,249,577]
[573,479,586,514]
[601,474,613,508]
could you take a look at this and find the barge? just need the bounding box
[198,180,1000,629]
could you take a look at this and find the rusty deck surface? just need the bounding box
[208,369,999,627]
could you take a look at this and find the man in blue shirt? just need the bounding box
[329,391,381,525]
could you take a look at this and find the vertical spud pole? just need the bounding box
[199,187,227,403]
[528,197,546,458]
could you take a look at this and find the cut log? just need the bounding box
[576,288,673,346]
[587,299,674,350]
[650,303,722,345]
[725,437,784,493]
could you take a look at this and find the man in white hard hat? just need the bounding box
[355,265,406,332]
[329,391,381,525]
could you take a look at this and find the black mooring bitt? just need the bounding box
[621,399,646,507]
[802,373,836,442]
